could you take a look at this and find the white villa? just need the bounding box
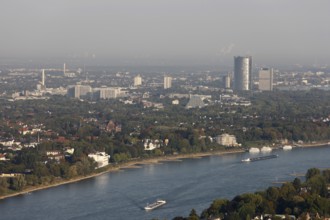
[216,133,240,147]
[88,152,110,168]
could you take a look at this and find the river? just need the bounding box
[0,146,329,220]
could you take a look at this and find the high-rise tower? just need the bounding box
[164,76,172,89]
[224,74,231,89]
[134,74,142,86]
[234,56,252,90]
[258,68,273,91]
[41,69,45,86]
[37,69,46,91]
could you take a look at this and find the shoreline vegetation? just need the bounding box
[0,141,329,201]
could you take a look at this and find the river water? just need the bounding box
[0,146,329,220]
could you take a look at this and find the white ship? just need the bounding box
[249,147,260,153]
[282,145,293,151]
[261,146,272,152]
[144,199,166,211]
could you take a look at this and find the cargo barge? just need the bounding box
[241,154,278,162]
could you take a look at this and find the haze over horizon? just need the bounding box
[1,0,330,67]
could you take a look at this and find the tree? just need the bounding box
[16,148,40,169]
[306,168,321,181]
[0,178,9,195]
[25,174,39,186]
[10,175,26,191]
[266,187,279,202]
[292,178,302,190]
[322,169,330,183]
[188,209,199,220]
[76,157,95,176]
[48,163,61,177]
[225,212,240,220]
[68,165,78,178]
[279,183,296,201]
[306,175,327,197]
[238,203,256,219]
[33,163,50,178]
[204,199,229,217]
[113,152,131,163]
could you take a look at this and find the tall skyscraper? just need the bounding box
[258,68,273,91]
[41,69,45,86]
[234,56,252,91]
[224,74,231,89]
[164,76,172,89]
[134,74,142,86]
[37,69,46,91]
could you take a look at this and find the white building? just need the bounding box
[0,140,15,147]
[88,152,110,168]
[46,151,62,156]
[63,63,76,77]
[134,75,142,87]
[0,154,7,161]
[65,148,75,155]
[67,85,92,98]
[216,133,239,147]
[258,68,273,91]
[94,87,123,99]
[164,76,172,89]
[143,139,161,151]
[185,95,205,109]
[224,74,231,88]
[172,99,179,105]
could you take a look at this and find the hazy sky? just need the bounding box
[1,0,330,66]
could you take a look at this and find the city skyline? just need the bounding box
[1,1,330,67]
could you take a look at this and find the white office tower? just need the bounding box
[134,74,142,86]
[37,69,46,90]
[234,56,252,90]
[41,69,45,86]
[63,63,66,76]
[258,68,273,91]
[224,74,231,88]
[164,76,172,89]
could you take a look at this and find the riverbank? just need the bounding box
[1,141,329,201]
[294,140,330,148]
[0,148,244,201]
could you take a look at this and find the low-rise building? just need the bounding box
[185,95,206,109]
[216,133,240,147]
[0,154,7,161]
[143,139,162,151]
[65,148,75,155]
[172,99,179,105]
[88,152,110,168]
[0,139,15,147]
[46,151,64,162]
[46,151,62,156]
